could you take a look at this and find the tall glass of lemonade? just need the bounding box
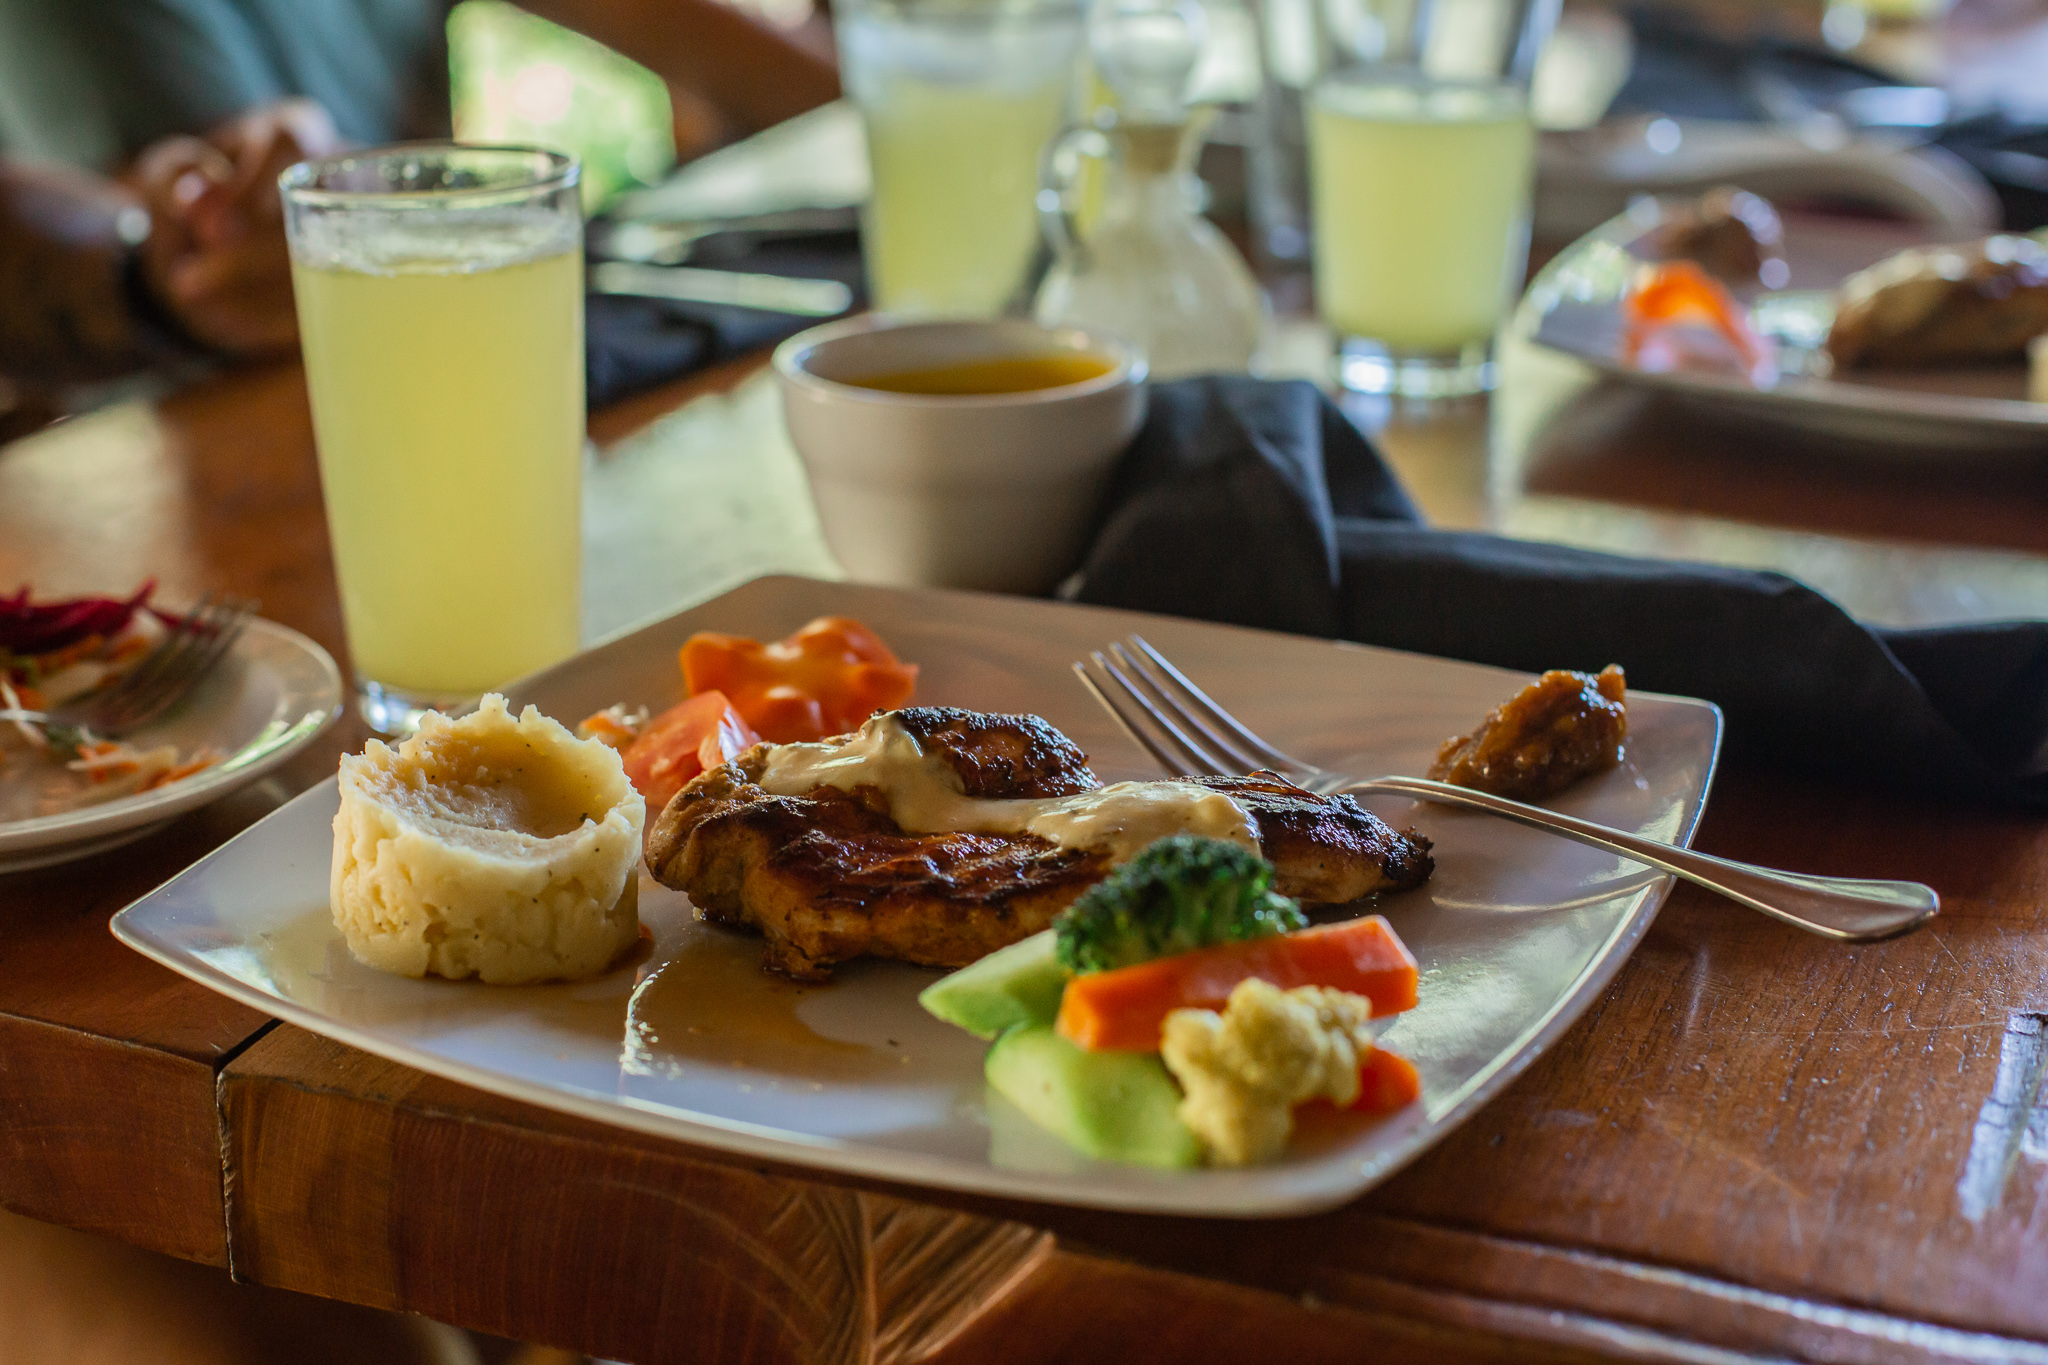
[282,146,584,733]
[839,0,1086,317]
[1307,0,1551,396]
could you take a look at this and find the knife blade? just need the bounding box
[589,262,853,318]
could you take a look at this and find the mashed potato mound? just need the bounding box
[331,694,646,984]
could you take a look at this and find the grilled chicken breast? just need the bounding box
[645,707,1433,980]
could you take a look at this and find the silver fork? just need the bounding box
[0,593,256,737]
[1074,635,1938,942]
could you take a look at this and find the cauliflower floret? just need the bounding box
[1159,978,1377,1166]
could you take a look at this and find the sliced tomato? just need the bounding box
[620,689,762,815]
[680,615,917,744]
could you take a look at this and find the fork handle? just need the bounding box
[1344,776,1938,942]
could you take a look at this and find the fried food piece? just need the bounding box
[1650,186,1787,289]
[1429,666,1627,800]
[646,709,1433,980]
[1827,235,2048,370]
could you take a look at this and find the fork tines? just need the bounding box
[1072,635,1307,781]
[84,592,258,734]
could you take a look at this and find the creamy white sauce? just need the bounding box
[757,714,1257,862]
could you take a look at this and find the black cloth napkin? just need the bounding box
[1069,376,2048,806]
[584,229,864,408]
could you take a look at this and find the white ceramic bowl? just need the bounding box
[773,317,1148,594]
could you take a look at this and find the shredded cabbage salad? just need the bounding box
[1,584,221,814]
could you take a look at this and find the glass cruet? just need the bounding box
[1032,0,1268,377]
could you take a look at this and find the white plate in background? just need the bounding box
[1525,203,2047,454]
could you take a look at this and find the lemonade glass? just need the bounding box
[838,0,1086,317]
[1307,0,1551,396]
[282,145,584,733]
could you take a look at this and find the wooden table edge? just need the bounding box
[217,1022,2048,1365]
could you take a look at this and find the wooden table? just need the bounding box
[7,271,2048,1363]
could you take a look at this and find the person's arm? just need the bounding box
[125,100,342,357]
[515,0,840,137]
[0,100,338,387]
[0,160,168,384]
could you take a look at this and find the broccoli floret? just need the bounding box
[1055,835,1307,974]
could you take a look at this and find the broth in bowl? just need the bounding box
[845,353,1116,396]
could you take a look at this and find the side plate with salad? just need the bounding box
[1,588,343,873]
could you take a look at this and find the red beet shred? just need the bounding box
[0,582,158,656]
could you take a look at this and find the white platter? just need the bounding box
[112,575,1719,1217]
[1524,203,2048,455]
[1,618,343,873]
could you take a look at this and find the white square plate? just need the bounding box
[1524,203,2046,456]
[113,576,1720,1216]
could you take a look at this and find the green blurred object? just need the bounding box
[448,0,675,212]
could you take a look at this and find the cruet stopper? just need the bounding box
[1033,0,1267,377]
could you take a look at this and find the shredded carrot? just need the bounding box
[30,633,109,675]
[105,631,156,665]
[139,753,217,791]
[70,741,141,782]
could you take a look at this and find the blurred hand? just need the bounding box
[125,98,343,356]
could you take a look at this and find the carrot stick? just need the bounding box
[1298,1045,1424,1120]
[1055,915,1418,1052]
[1350,1046,1421,1115]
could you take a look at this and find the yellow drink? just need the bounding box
[838,0,1082,317]
[293,247,584,696]
[1308,79,1534,353]
[860,79,1071,315]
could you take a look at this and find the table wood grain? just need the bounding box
[210,769,2048,1364]
[5,284,2048,1360]
[0,364,341,1267]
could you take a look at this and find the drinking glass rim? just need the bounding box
[1313,65,1530,94]
[280,143,579,209]
[839,0,1084,22]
